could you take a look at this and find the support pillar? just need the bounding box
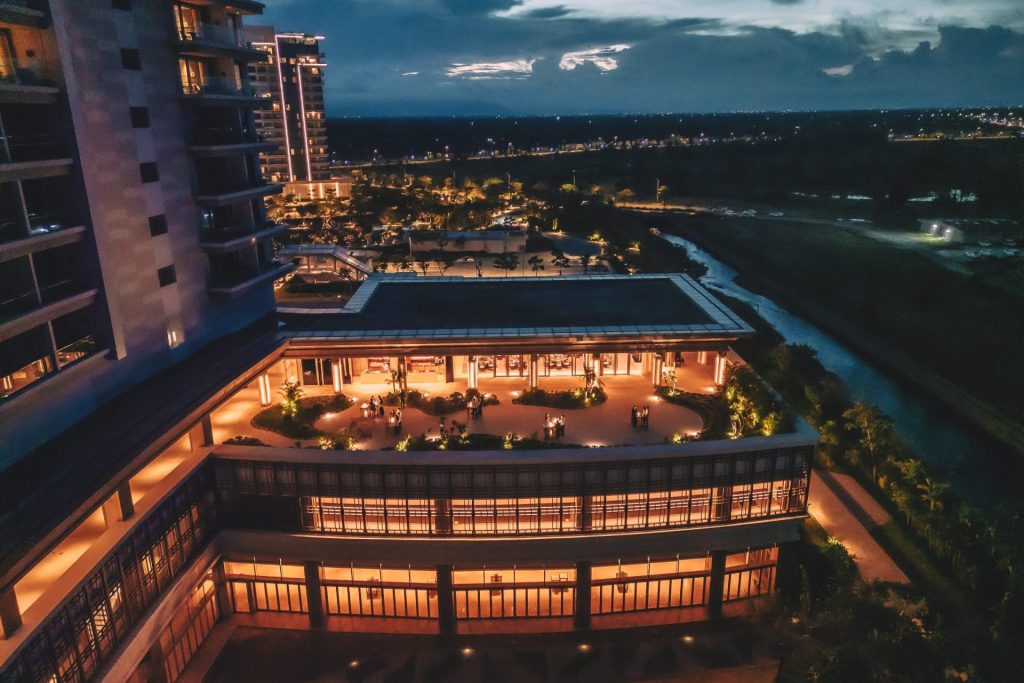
[397,357,408,392]
[114,480,134,521]
[212,561,233,619]
[528,354,539,390]
[331,359,344,393]
[697,350,707,365]
[714,350,728,387]
[712,486,733,522]
[146,638,170,683]
[436,564,455,635]
[187,414,213,452]
[0,585,21,639]
[467,356,478,390]
[652,354,664,388]
[575,496,593,531]
[304,561,324,628]
[591,353,602,376]
[707,550,727,618]
[434,499,452,534]
[444,356,455,383]
[257,372,273,406]
[573,561,591,631]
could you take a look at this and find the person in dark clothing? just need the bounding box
[630,405,638,428]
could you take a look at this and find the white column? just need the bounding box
[529,355,539,389]
[331,359,344,393]
[467,356,478,390]
[592,353,602,376]
[697,350,707,365]
[714,351,728,387]
[652,354,664,388]
[257,373,273,406]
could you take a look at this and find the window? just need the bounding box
[157,265,177,287]
[148,215,168,237]
[120,48,142,70]
[129,106,150,128]
[112,0,132,9]
[139,162,159,183]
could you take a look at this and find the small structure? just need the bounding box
[278,244,375,280]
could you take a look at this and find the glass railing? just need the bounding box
[181,76,252,98]
[209,259,290,288]
[0,288,39,321]
[0,353,53,400]
[0,64,57,87]
[190,127,262,146]
[57,334,97,366]
[38,277,87,305]
[177,22,242,48]
[26,211,69,237]
[0,134,69,163]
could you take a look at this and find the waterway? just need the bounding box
[662,233,1018,507]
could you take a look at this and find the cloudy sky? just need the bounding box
[260,0,1024,116]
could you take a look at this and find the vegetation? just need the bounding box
[251,388,354,440]
[389,430,577,452]
[653,387,729,440]
[513,386,607,409]
[383,388,499,416]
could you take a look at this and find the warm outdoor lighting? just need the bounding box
[461,647,475,657]
[349,659,360,669]
[681,635,694,645]
[577,643,591,652]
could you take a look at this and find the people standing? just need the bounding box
[641,405,650,428]
[630,405,638,429]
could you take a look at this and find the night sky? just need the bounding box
[259,0,1024,116]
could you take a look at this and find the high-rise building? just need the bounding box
[0,0,293,465]
[246,27,333,198]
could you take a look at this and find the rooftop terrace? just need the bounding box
[279,274,753,341]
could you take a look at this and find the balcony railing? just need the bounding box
[190,127,263,146]
[181,76,254,99]
[209,259,293,289]
[0,65,57,88]
[177,22,242,48]
[0,134,69,164]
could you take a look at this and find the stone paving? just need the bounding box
[211,363,716,450]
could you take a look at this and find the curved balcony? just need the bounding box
[175,22,266,61]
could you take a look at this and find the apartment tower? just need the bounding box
[246,27,334,198]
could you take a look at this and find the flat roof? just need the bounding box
[279,274,753,341]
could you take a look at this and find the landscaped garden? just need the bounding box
[382,388,500,416]
[251,382,355,440]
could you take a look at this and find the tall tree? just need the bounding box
[528,255,545,276]
[493,252,519,275]
[550,250,571,276]
[843,403,895,482]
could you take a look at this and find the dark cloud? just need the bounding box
[521,5,573,19]
[770,0,803,5]
[260,2,1024,115]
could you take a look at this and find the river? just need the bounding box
[662,233,1018,507]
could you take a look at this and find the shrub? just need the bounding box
[512,386,607,409]
[251,393,353,439]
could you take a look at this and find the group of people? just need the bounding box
[630,404,651,429]
[467,394,485,419]
[367,395,386,417]
[439,417,467,440]
[544,412,567,439]
[386,409,403,435]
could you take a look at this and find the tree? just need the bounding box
[917,477,950,513]
[415,259,431,276]
[279,381,303,420]
[397,258,412,273]
[528,255,544,276]
[615,188,636,202]
[550,250,571,275]
[493,252,519,275]
[843,403,895,482]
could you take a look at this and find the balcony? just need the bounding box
[194,180,283,206]
[200,221,287,253]
[0,224,86,262]
[0,67,60,104]
[0,134,73,182]
[208,258,296,297]
[180,76,262,105]
[0,0,49,28]
[187,128,273,157]
[0,280,97,341]
[176,22,266,61]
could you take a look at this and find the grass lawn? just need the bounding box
[666,216,1024,426]
[869,521,963,607]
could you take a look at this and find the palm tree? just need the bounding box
[416,259,431,276]
[493,252,518,275]
[843,403,894,482]
[528,255,544,276]
[917,477,950,513]
[397,258,412,273]
[550,250,571,275]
